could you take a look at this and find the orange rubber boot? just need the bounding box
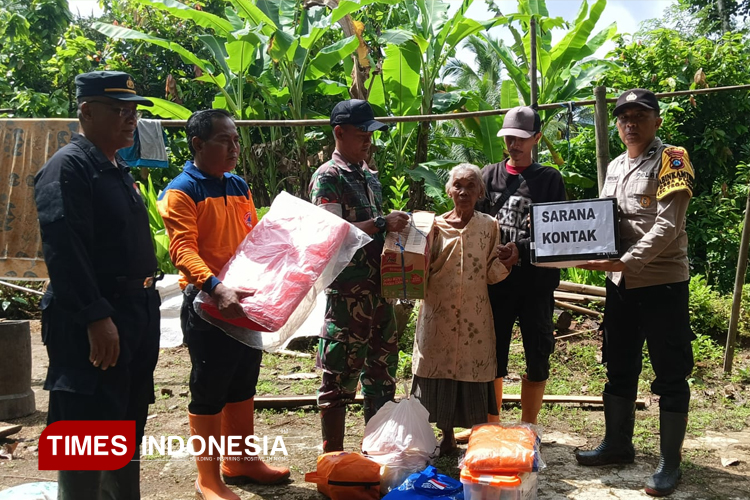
[220,398,291,485]
[188,413,240,500]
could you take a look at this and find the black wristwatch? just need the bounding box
[373,215,387,233]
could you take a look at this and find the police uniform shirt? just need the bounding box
[35,133,157,322]
[601,137,694,289]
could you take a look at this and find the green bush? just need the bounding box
[397,303,418,379]
[688,275,730,337]
[0,282,44,320]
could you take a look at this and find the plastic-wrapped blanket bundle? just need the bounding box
[459,423,544,473]
[195,191,371,351]
[362,397,439,493]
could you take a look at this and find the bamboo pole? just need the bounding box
[530,16,539,162]
[723,183,750,373]
[594,85,610,194]
[252,394,646,409]
[558,280,607,297]
[0,280,44,296]
[5,85,749,127]
[554,290,606,304]
[555,300,602,317]
[153,84,750,128]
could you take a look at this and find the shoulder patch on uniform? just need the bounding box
[657,147,694,200]
[35,181,65,226]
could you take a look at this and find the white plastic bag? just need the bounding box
[361,397,439,492]
[194,191,371,351]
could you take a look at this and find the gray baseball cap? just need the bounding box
[498,106,541,138]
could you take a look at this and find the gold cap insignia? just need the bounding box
[625,92,637,102]
[126,78,135,90]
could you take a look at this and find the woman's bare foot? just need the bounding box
[439,428,458,456]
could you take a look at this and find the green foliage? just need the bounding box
[603,26,750,290]
[691,332,724,365]
[677,0,750,35]
[256,206,270,220]
[397,302,417,378]
[138,175,178,275]
[0,0,75,116]
[387,175,410,211]
[560,267,606,287]
[478,0,616,130]
[397,350,413,379]
[431,0,616,204]
[398,302,418,353]
[688,275,731,337]
[0,283,44,319]
[407,160,457,214]
[93,0,376,204]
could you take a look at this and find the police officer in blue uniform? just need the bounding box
[34,71,160,500]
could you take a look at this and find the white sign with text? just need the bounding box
[530,198,619,267]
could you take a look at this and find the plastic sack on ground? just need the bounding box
[195,191,371,351]
[382,465,464,499]
[0,482,57,500]
[459,423,544,474]
[304,451,381,500]
[362,397,439,493]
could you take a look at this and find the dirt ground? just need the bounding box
[2,320,750,499]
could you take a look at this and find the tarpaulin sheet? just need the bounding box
[0,119,79,280]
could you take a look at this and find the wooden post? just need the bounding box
[723,183,750,373]
[594,86,610,194]
[529,16,538,162]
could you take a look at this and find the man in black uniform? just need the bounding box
[34,71,160,500]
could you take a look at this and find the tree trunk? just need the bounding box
[408,120,430,210]
[248,173,271,207]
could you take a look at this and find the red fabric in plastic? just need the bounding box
[200,212,351,331]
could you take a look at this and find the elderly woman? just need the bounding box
[411,163,518,455]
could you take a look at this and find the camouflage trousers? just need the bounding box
[317,293,398,409]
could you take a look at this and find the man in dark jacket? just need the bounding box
[475,106,566,431]
[34,71,160,500]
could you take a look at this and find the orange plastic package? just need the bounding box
[459,423,544,474]
[305,452,381,500]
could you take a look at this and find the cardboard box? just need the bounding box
[529,198,620,268]
[380,211,435,300]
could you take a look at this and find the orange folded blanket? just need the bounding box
[461,423,539,473]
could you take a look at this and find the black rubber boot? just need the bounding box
[645,411,688,497]
[320,406,346,452]
[58,470,103,500]
[576,393,636,466]
[363,392,394,424]
[101,449,141,500]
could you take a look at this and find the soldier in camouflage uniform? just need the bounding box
[310,99,409,452]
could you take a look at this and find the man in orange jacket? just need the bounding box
[159,109,289,500]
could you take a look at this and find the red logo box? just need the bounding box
[39,420,136,470]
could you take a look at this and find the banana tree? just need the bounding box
[482,0,617,165]
[93,0,277,202]
[368,0,507,208]
[94,0,369,199]
[234,0,409,194]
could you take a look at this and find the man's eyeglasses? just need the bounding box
[616,112,655,125]
[84,100,142,119]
